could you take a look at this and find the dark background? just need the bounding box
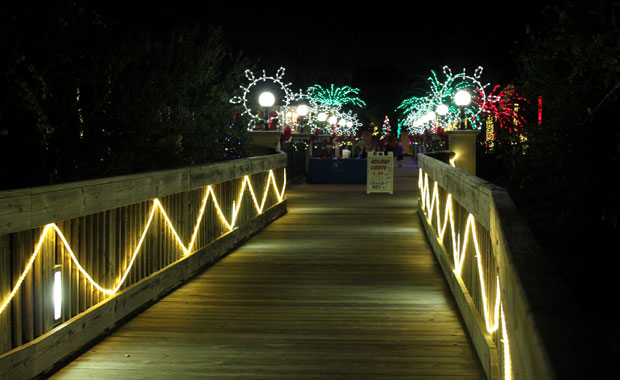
[97,1,542,126]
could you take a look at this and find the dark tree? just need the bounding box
[0,1,254,190]
[492,0,620,367]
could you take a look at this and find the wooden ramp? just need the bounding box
[51,157,485,379]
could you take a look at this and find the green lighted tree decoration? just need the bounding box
[306,84,367,108]
[304,84,366,135]
[397,66,490,134]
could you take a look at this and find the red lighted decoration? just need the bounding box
[477,85,529,133]
[538,96,543,126]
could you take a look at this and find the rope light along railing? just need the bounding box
[0,169,286,316]
[418,168,510,379]
[449,154,457,167]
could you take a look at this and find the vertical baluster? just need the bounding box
[70,219,78,319]
[94,213,101,303]
[85,215,93,310]
[42,224,53,336]
[166,195,170,264]
[79,216,86,313]
[99,212,106,302]
[27,229,37,340]
[108,209,117,297]
[61,220,71,323]
[11,232,23,347]
[119,206,127,291]
[152,200,159,275]
[129,204,136,286]
[141,201,146,281]
[0,234,11,354]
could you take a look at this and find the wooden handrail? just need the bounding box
[0,153,287,235]
[418,153,578,380]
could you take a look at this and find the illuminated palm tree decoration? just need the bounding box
[397,66,490,133]
[304,84,366,134]
[306,84,366,108]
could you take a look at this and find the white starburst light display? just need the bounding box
[230,67,303,130]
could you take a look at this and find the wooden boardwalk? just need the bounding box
[51,157,485,379]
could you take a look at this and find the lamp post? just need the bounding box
[454,90,471,130]
[328,115,338,134]
[297,104,309,132]
[258,91,275,129]
[436,104,449,129]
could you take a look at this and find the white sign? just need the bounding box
[367,152,393,194]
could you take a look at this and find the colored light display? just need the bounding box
[477,84,528,134]
[398,66,490,134]
[306,84,366,108]
[302,84,365,135]
[229,67,303,130]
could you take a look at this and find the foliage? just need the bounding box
[0,1,253,190]
[484,1,620,366]
[510,1,620,258]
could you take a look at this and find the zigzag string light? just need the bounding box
[418,169,515,378]
[419,170,500,332]
[418,168,511,376]
[0,170,286,316]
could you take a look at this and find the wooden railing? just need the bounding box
[0,153,287,379]
[417,153,576,380]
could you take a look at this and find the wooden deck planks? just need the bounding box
[50,157,484,379]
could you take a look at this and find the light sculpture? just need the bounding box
[230,67,302,130]
[397,66,490,134]
[306,84,366,108]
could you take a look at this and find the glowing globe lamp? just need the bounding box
[454,90,472,107]
[436,104,449,116]
[297,104,309,116]
[258,91,276,107]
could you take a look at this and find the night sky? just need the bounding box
[98,1,544,126]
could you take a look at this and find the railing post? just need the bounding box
[250,130,281,156]
[447,130,480,175]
